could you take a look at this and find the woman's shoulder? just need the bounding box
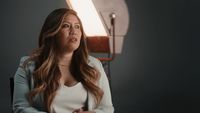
[88,55,101,66]
[18,56,35,68]
[19,56,30,62]
[88,55,103,71]
[88,55,99,62]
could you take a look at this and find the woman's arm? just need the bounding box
[13,57,46,113]
[90,57,114,113]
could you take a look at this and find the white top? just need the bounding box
[51,82,87,113]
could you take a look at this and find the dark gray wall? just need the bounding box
[1,0,200,113]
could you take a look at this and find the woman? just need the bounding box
[13,8,114,113]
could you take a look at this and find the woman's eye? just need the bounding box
[62,23,70,29]
[74,24,80,29]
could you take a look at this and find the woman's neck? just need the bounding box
[58,52,73,67]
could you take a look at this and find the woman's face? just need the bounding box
[56,14,82,53]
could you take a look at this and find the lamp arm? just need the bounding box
[98,12,116,61]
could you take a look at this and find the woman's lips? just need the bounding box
[69,37,77,42]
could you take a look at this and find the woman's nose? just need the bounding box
[69,27,76,34]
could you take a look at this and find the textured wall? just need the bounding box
[1,0,200,113]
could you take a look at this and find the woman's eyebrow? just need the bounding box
[62,21,80,24]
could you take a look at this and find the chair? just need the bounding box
[9,77,14,113]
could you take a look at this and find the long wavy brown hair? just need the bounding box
[24,8,103,112]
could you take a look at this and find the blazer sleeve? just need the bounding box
[92,58,114,113]
[13,57,46,113]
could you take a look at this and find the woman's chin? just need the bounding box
[66,46,79,53]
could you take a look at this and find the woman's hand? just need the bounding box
[73,112,94,113]
[72,107,94,113]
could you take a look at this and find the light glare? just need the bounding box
[67,0,108,36]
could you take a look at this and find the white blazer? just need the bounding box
[13,56,114,113]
